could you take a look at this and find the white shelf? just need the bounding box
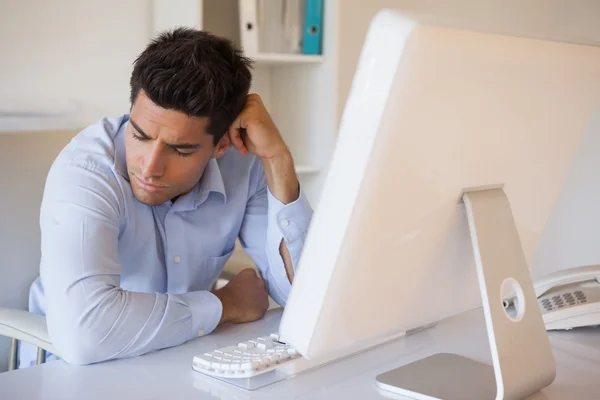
[295,165,321,174]
[250,53,323,66]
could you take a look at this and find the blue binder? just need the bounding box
[302,0,323,55]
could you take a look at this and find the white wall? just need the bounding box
[0,0,153,132]
[532,105,600,278]
[336,0,600,123]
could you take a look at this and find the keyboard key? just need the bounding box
[270,334,280,341]
[240,361,260,371]
[287,348,297,356]
[258,342,273,350]
[221,346,238,353]
[239,341,255,349]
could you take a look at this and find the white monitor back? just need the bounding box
[280,10,600,360]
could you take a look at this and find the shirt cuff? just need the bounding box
[179,290,223,339]
[267,187,313,244]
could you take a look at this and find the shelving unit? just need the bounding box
[295,165,321,174]
[251,53,324,65]
[152,0,338,208]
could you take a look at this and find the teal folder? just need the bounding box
[302,0,323,55]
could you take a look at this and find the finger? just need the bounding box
[220,134,231,147]
[228,115,248,155]
[240,268,257,277]
[228,128,247,155]
[215,135,231,155]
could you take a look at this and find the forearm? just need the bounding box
[260,150,300,281]
[45,274,221,365]
[279,240,295,282]
[261,187,313,304]
[261,150,299,205]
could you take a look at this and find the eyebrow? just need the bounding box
[129,118,203,150]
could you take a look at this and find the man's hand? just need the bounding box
[228,93,288,160]
[212,269,269,325]
[228,93,299,205]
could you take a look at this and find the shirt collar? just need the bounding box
[112,116,129,180]
[196,157,227,206]
[111,115,227,206]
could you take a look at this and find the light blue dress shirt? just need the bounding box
[20,114,313,367]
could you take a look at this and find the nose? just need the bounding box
[141,142,165,178]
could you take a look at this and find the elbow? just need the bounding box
[45,285,129,365]
[47,310,115,366]
[48,321,108,366]
[59,345,101,366]
[59,341,104,366]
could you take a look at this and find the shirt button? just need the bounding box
[173,255,182,263]
[198,330,205,337]
[281,219,290,228]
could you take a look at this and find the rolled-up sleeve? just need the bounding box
[40,159,221,366]
[238,158,313,306]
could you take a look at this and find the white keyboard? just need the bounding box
[192,333,301,378]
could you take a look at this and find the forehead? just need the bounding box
[130,91,211,142]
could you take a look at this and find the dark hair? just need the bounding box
[129,27,253,144]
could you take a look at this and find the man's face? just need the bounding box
[125,91,229,206]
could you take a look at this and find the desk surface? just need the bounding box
[1,308,599,400]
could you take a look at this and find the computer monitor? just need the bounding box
[279,9,600,400]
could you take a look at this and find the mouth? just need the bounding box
[133,175,168,192]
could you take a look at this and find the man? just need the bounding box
[19,28,313,367]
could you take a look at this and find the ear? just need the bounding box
[212,135,230,159]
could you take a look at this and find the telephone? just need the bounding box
[504,265,600,331]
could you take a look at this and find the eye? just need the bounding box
[131,131,149,141]
[175,149,194,158]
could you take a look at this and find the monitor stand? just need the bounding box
[375,188,556,400]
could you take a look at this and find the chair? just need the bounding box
[0,129,77,371]
[0,128,269,372]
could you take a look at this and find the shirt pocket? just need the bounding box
[203,247,235,289]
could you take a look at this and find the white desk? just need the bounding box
[1,308,599,399]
